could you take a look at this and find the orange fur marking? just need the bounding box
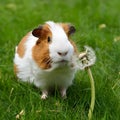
[17,32,31,58]
[32,25,52,69]
[14,64,19,74]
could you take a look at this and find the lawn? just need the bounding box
[0,0,120,120]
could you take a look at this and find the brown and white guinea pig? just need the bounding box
[14,21,79,99]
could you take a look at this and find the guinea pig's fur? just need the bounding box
[14,21,78,99]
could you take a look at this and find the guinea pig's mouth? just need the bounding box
[60,60,68,62]
[54,59,69,64]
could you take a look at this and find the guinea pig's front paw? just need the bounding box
[60,88,67,99]
[41,94,48,100]
[41,90,48,100]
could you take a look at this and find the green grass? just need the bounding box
[0,0,120,120]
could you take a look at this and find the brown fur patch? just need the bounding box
[14,64,19,74]
[17,32,31,58]
[32,24,52,69]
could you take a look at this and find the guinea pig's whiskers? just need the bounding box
[44,58,52,65]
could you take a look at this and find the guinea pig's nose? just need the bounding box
[57,51,68,56]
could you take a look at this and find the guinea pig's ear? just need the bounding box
[32,26,43,38]
[62,24,76,36]
[68,25,76,35]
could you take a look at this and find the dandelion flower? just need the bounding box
[78,46,96,69]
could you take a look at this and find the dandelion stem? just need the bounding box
[87,67,95,120]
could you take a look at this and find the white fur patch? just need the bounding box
[14,32,38,82]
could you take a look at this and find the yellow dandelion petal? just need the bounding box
[114,36,120,42]
[99,24,106,29]
[16,109,25,119]
[6,3,17,10]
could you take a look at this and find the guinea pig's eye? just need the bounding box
[47,37,51,43]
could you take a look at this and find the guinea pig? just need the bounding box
[14,21,79,99]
